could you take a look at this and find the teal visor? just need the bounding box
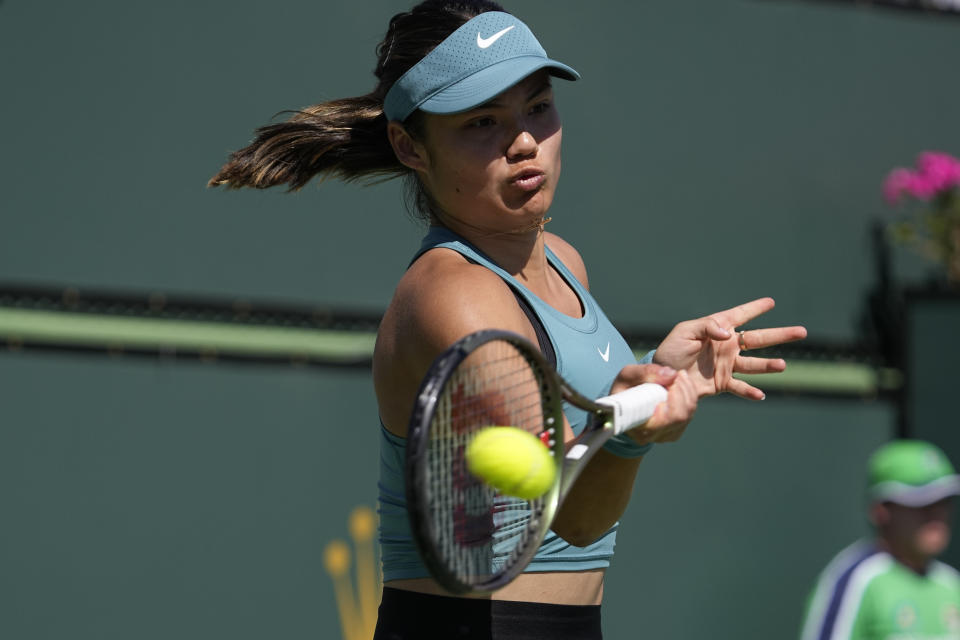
[383,11,579,122]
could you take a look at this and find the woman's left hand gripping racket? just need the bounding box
[405,329,666,594]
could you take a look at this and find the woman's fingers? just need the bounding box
[734,356,786,374]
[609,363,677,395]
[646,370,697,442]
[725,377,766,401]
[686,317,732,341]
[738,326,807,350]
[712,297,776,328]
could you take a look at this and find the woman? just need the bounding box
[210,1,806,637]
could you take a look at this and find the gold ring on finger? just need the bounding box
[738,330,748,351]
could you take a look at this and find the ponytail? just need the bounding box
[208,0,506,218]
[208,96,398,191]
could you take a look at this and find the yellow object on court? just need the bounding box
[323,505,381,640]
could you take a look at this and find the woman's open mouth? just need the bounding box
[511,170,545,192]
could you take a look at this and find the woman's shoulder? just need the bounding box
[543,231,589,289]
[390,247,534,348]
[374,246,542,435]
[402,246,514,301]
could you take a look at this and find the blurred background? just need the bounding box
[2,0,959,637]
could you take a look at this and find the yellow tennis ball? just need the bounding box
[465,426,556,500]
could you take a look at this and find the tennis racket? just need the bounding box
[405,329,667,594]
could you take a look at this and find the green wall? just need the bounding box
[2,0,956,638]
[2,0,958,338]
[0,354,380,639]
[0,352,893,639]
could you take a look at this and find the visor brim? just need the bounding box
[418,56,579,116]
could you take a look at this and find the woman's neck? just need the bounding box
[433,217,583,319]
[436,217,551,280]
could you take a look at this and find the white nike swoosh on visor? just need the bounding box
[598,343,610,362]
[477,25,515,49]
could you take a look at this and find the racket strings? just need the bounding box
[426,340,549,587]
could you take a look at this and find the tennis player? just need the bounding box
[800,440,960,640]
[210,1,806,637]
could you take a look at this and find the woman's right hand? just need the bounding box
[608,363,700,446]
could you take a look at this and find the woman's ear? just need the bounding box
[387,121,429,173]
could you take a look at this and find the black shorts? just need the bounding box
[373,587,603,640]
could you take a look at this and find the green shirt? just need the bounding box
[800,540,960,640]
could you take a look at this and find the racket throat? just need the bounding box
[556,423,607,502]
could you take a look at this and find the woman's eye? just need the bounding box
[531,101,552,114]
[468,117,496,128]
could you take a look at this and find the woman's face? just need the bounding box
[415,70,563,234]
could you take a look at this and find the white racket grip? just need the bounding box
[595,383,668,435]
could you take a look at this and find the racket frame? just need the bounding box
[406,330,568,593]
[406,329,660,594]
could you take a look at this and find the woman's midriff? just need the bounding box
[384,569,605,606]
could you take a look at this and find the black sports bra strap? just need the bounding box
[511,288,557,369]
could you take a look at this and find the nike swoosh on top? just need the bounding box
[598,343,610,362]
[477,25,515,49]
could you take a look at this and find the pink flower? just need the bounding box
[883,168,916,205]
[905,173,939,201]
[883,151,960,205]
[916,151,960,193]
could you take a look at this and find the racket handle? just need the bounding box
[596,383,668,435]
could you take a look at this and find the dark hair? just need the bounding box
[208,0,507,221]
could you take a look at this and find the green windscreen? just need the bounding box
[2,0,958,341]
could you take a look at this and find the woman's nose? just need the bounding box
[507,130,538,160]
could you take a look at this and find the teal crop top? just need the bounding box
[378,227,647,581]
